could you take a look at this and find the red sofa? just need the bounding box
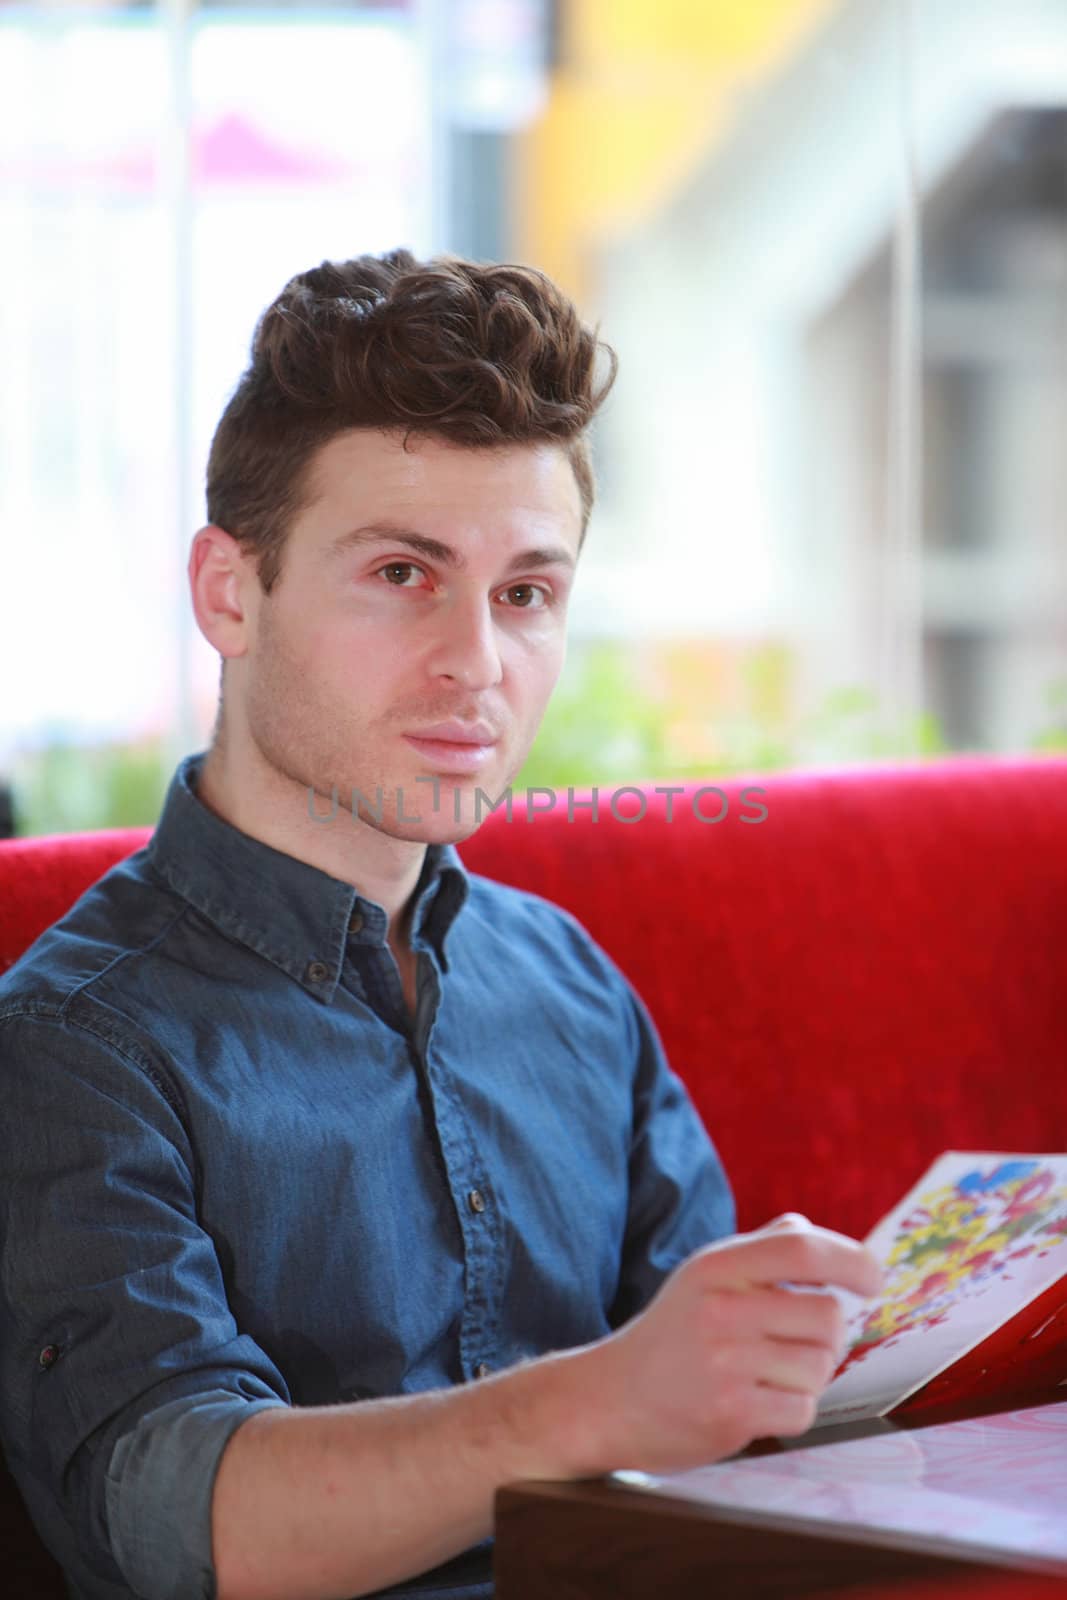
[2,754,1066,1596]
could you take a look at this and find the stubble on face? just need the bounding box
[235,433,580,846]
[243,597,535,841]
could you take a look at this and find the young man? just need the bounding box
[0,251,881,1600]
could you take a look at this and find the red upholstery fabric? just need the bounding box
[2,755,1066,1597]
[0,825,152,972]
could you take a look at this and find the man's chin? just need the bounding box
[345,776,515,843]
[404,783,514,843]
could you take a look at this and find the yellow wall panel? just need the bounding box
[516,0,836,300]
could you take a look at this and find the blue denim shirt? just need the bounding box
[0,751,735,1600]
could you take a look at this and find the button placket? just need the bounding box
[414,1029,500,1386]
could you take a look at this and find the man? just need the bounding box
[0,250,881,1600]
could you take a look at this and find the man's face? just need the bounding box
[239,428,583,842]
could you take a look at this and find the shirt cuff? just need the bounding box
[105,1389,288,1600]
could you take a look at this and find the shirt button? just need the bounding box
[474,1362,491,1379]
[39,1344,60,1370]
[306,960,330,984]
[467,1188,486,1214]
[349,912,364,934]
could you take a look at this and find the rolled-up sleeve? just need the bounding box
[606,980,737,1329]
[0,1009,289,1599]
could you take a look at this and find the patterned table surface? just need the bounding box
[610,1398,1067,1566]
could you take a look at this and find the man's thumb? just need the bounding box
[764,1212,813,1231]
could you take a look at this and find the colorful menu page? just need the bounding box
[815,1151,1067,1424]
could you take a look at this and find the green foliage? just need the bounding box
[515,644,673,790]
[1030,677,1067,753]
[516,641,954,790]
[797,686,950,763]
[6,650,1066,836]
[9,738,169,837]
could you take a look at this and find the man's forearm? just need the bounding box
[211,1345,604,1600]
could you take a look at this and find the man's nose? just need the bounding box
[425,594,504,690]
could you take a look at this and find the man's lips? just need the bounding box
[401,733,499,773]
[405,722,499,745]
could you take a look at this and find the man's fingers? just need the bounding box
[751,1384,819,1440]
[765,1212,813,1229]
[700,1226,885,1301]
[708,1284,845,1351]
[755,1335,840,1396]
[765,1285,848,1356]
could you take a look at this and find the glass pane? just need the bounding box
[0,0,430,830]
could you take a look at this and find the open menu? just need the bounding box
[607,1155,1067,1570]
[815,1150,1067,1425]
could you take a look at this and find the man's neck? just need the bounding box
[195,737,429,943]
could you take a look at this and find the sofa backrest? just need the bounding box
[2,755,1065,1244]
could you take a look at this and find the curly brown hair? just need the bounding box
[205,249,618,594]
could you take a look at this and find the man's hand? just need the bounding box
[209,1215,883,1600]
[561,1213,884,1475]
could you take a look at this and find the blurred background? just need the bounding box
[2,0,1066,835]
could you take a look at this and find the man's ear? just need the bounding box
[188,524,253,661]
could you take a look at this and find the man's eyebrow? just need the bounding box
[326,522,576,574]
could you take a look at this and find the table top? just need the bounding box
[607,1397,1067,1574]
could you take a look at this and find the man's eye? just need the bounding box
[500,584,548,609]
[377,562,423,587]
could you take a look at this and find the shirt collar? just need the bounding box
[146,751,470,1002]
